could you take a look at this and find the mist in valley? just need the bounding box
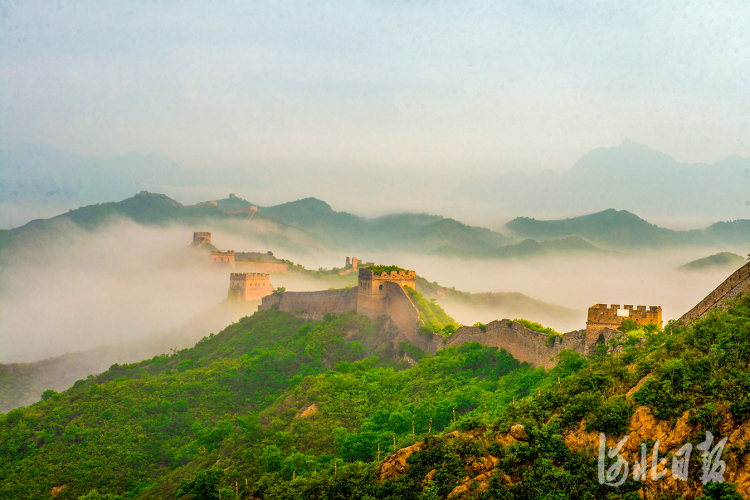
[3,213,740,367]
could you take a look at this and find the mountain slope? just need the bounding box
[0,191,336,255]
[0,310,536,500]
[453,139,750,222]
[258,198,513,253]
[505,208,750,249]
[678,252,747,272]
[3,296,749,499]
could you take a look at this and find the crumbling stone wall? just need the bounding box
[678,261,750,324]
[258,288,358,320]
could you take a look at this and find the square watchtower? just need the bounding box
[228,273,273,301]
[357,267,416,317]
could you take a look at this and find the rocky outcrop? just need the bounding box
[377,430,517,500]
[509,424,528,441]
[378,442,424,480]
[564,406,750,499]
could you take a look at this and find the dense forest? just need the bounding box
[1,294,749,499]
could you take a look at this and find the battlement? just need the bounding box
[359,268,417,280]
[228,272,273,301]
[585,302,662,347]
[210,250,235,266]
[230,272,270,280]
[587,303,661,323]
[357,267,417,317]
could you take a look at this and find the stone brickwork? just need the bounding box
[357,268,417,317]
[251,266,651,369]
[585,303,661,349]
[193,232,211,246]
[382,281,421,341]
[258,288,358,319]
[443,321,589,369]
[228,273,273,301]
[235,261,289,273]
[678,261,750,324]
[210,250,235,266]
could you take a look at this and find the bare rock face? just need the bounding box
[625,373,652,397]
[447,455,509,499]
[295,403,318,419]
[422,469,436,487]
[563,406,750,499]
[509,424,528,441]
[448,471,495,499]
[378,442,424,480]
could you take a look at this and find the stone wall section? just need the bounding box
[678,261,750,324]
[380,281,448,354]
[258,288,358,320]
[235,261,289,273]
[443,320,587,369]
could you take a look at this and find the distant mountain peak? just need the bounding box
[570,139,680,174]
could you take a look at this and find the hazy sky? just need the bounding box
[2,0,749,172]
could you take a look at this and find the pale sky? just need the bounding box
[1,0,749,172]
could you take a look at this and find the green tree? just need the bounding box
[40,389,57,401]
[174,468,225,500]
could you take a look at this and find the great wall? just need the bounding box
[196,232,749,369]
[678,260,750,323]
[257,266,664,369]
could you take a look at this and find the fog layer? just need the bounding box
[1,219,740,363]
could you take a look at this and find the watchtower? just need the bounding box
[228,273,274,301]
[193,232,212,246]
[345,257,361,270]
[210,250,236,267]
[357,267,416,317]
[585,303,662,348]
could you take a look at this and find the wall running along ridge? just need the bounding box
[256,265,600,367]
[678,261,750,324]
[235,261,289,273]
[258,288,358,320]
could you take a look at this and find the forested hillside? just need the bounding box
[0,309,546,499]
[3,294,749,499]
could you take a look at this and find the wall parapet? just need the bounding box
[258,287,358,320]
[678,261,750,324]
[444,320,588,369]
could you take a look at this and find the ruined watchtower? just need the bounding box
[585,304,662,348]
[357,267,416,317]
[193,232,212,246]
[210,250,236,267]
[345,257,361,270]
[228,273,273,301]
